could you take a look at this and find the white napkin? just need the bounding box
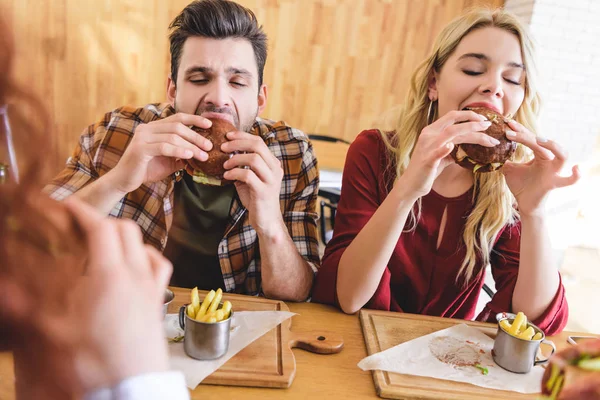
[164,310,295,389]
[358,323,544,394]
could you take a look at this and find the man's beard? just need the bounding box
[175,101,257,133]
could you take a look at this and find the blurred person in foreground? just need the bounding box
[0,16,189,400]
[541,338,600,400]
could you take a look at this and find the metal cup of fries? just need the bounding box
[178,288,233,360]
[493,312,556,373]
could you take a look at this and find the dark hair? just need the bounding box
[169,0,268,87]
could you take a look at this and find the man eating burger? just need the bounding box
[45,0,320,301]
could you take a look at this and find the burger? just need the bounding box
[184,117,236,186]
[541,338,600,399]
[450,107,516,173]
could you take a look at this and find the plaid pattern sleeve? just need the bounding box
[43,116,106,200]
[44,104,176,250]
[273,124,321,273]
[44,104,174,201]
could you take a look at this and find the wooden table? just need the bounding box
[0,295,596,400]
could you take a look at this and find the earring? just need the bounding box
[427,100,437,125]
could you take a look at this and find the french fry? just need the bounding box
[186,303,196,319]
[501,311,541,341]
[195,311,206,322]
[197,312,212,322]
[208,288,223,314]
[196,289,215,319]
[188,288,232,323]
[221,301,232,319]
[191,287,200,315]
[519,326,536,340]
[510,312,527,335]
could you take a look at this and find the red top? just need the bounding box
[312,130,568,335]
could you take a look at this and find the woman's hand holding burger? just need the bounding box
[398,109,499,200]
[500,119,580,217]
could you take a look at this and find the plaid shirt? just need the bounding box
[45,103,320,295]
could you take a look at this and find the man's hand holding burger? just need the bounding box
[219,129,313,301]
[74,113,213,214]
[111,113,213,193]
[220,130,285,237]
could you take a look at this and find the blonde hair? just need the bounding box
[380,8,540,284]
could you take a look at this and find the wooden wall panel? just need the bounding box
[1,0,503,174]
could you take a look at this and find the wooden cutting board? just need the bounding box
[359,309,546,400]
[169,287,343,389]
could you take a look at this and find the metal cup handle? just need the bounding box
[179,305,187,330]
[534,339,556,365]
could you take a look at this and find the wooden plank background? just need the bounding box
[2,0,503,174]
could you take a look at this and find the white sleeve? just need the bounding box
[84,371,190,400]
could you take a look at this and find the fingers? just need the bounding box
[220,131,280,170]
[150,122,213,152]
[64,199,123,275]
[146,142,202,161]
[433,118,498,148]
[431,110,488,131]
[146,133,208,161]
[160,113,212,130]
[64,197,107,232]
[421,142,454,168]
[536,137,569,166]
[66,197,170,310]
[554,165,581,188]
[118,220,148,277]
[223,153,273,182]
[0,279,32,327]
[435,143,455,162]
[452,131,500,147]
[505,120,553,161]
[501,159,533,173]
[559,373,600,400]
[145,245,173,293]
[444,120,493,137]
[223,167,262,187]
